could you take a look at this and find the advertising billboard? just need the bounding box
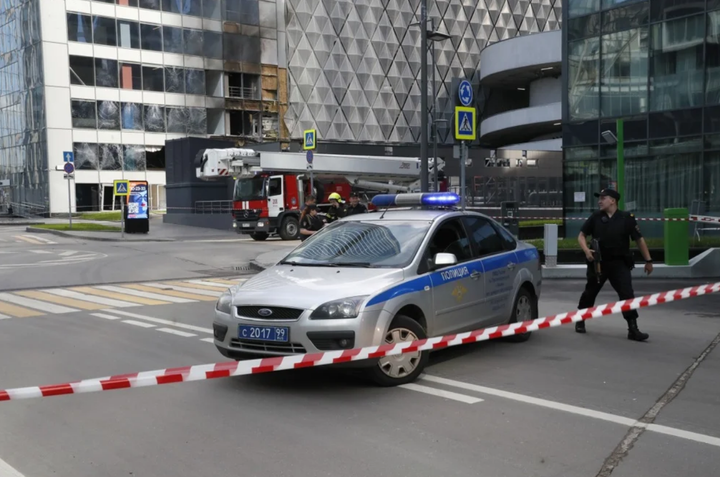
[127,181,149,220]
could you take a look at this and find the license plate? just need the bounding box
[242,223,251,228]
[238,325,289,342]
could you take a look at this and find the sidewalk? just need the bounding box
[250,248,294,271]
[25,217,243,242]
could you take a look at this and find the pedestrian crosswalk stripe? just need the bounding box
[91,313,122,320]
[0,300,44,318]
[43,289,140,308]
[157,327,197,338]
[167,281,228,291]
[13,290,108,311]
[122,319,155,328]
[72,286,172,306]
[14,236,44,245]
[204,278,240,286]
[143,282,222,297]
[117,284,214,302]
[0,292,78,314]
[101,309,213,333]
[0,313,10,320]
[96,285,196,303]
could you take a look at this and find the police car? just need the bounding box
[213,192,542,386]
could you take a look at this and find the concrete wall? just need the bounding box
[530,78,561,107]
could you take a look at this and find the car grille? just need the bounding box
[234,209,260,220]
[236,306,304,320]
[230,339,306,354]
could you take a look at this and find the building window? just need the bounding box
[228,72,260,99]
[705,152,720,211]
[98,101,121,130]
[71,100,97,129]
[117,20,140,49]
[162,0,202,15]
[120,63,142,90]
[203,0,222,19]
[124,145,147,172]
[187,107,207,135]
[225,0,259,25]
[568,0,600,19]
[651,0,704,22]
[73,143,99,170]
[144,105,166,132]
[185,69,205,95]
[165,67,185,93]
[649,109,702,139]
[142,66,165,91]
[67,13,92,43]
[69,56,95,86]
[92,16,117,46]
[163,26,184,54]
[650,14,704,112]
[568,39,600,120]
[139,0,160,9]
[99,144,123,171]
[140,23,163,51]
[262,114,279,140]
[706,11,720,105]
[95,58,119,88]
[121,103,143,130]
[184,29,204,56]
[166,107,187,132]
[600,27,649,117]
[204,31,223,58]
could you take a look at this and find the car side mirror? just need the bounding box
[431,252,457,270]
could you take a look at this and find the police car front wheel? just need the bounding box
[368,315,429,387]
[505,287,536,343]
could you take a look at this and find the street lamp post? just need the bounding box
[428,21,450,193]
[601,119,625,210]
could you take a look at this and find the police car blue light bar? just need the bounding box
[371,193,461,208]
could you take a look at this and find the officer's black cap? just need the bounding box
[349,192,359,198]
[594,189,620,201]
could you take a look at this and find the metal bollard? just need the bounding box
[544,224,558,267]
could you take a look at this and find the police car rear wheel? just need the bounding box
[505,287,536,343]
[368,316,428,386]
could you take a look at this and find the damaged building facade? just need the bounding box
[1,0,562,214]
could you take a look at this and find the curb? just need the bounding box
[1,222,45,226]
[248,261,267,272]
[25,227,175,242]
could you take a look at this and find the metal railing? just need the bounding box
[7,201,49,218]
[228,86,260,100]
[194,200,234,214]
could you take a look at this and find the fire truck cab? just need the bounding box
[196,148,445,241]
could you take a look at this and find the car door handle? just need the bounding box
[470,271,481,280]
[507,263,516,270]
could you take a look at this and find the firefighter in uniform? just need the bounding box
[324,192,346,223]
[344,192,367,216]
[576,189,654,341]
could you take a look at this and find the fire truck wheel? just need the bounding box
[279,216,300,240]
[250,232,268,241]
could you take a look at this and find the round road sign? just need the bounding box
[306,150,313,164]
[458,79,473,106]
[64,162,75,174]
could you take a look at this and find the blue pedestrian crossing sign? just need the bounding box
[303,129,316,150]
[454,107,476,141]
[114,180,130,197]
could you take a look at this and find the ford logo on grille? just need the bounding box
[257,308,273,317]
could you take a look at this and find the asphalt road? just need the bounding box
[0,232,719,477]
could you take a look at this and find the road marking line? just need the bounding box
[105,284,203,302]
[122,319,155,328]
[204,278,241,286]
[59,251,79,256]
[71,287,170,306]
[90,313,122,320]
[142,282,222,297]
[14,290,108,311]
[422,376,637,426]
[22,234,56,244]
[43,289,139,308]
[28,250,53,254]
[14,236,43,244]
[200,337,215,343]
[184,279,237,288]
[399,383,484,404]
[0,292,78,314]
[157,327,197,338]
[0,456,25,477]
[423,376,720,448]
[0,300,44,318]
[0,313,10,320]
[100,309,213,334]
[171,281,231,291]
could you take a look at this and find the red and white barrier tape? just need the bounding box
[2,282,719,403]
[489,215,720,224]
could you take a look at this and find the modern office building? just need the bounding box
[562,0,720,236]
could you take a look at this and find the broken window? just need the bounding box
[121,103,143,130]
[117,20,140,49]
[67,13,92,43]
[203,31,222,58]
[166,107,187,133]
[162,0,201,15]
[262,114,279,140]
[203,0,222,19]
[124,145,147,171]
[142,66,164,92]
[144,104,165,132]
[187,108,207,135]
[99,144,123,171]
[225,0,259,25]
[140,23,163,51]
[139,0,160,9]
[92,16,117,46]
[229,110,259,137]
[164,67,185,93]
[95,58,119,88]
[184,28,204,56]
[70,55,94,86]
[73,143,99,170]
[72,101,97,129]
[146,147,165,169]
[185,69,205,95]
[228,72,260,99]
[98,101,120,130]
[163,26,184,54]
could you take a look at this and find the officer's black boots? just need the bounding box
[575,321,586,333]
[626,318,649,341]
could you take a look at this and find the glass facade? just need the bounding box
[564,0,720,236]
[0,0,46,213]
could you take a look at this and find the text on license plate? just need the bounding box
[238,325,289,342]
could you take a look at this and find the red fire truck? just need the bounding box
[196,148,444,240]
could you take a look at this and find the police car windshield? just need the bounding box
[234,176,265,201]
[281,221,431,268]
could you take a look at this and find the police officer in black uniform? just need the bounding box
[344,192,367,216]
[576,189,654,341]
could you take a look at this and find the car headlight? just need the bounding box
[310,296,368,320]
[216,290,234,314]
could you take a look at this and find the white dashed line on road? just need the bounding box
[122,320,156,329]
[157,328,197,338]
[399,383,484,404]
